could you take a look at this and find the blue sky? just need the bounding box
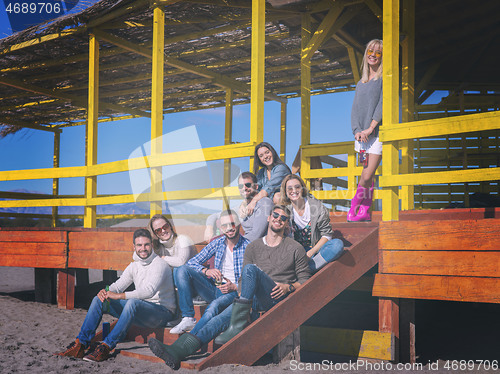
[0,1,356,199]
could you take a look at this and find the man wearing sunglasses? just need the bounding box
[168,209,249,335]
[215,205,311,345]
[147,206,310,369]
[203,172,272,242]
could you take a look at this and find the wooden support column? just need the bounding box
[382,0,400,221]
[399,299,416,363]
[84,33,99,228]
[379,297,399,361]
[249,0,265,172]
[35,268,56,304]
[223,89,233,210]
[51,132,60,227]
[400,0,415,211]
[300,13,312,189]
[280,102,287,162]
[150,4,165,217]
[57,268,75,309]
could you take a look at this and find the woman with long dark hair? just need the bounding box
[246,142,291,215]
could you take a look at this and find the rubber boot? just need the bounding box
[148,332,201,370]
[350,185,374,222]
[214,298,252,345]
[347,185,368,222]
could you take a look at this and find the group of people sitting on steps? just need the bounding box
[56,38,384,368]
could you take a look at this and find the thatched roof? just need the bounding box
[0,0,499,136]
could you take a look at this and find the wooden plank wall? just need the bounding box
[373,218,500,303]
[0,230,67,268]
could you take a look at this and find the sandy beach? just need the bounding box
[0,267,491,374]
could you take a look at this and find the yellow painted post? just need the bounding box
[301,13,312,189]
[249,0,265,172]
[280,102,287,162]
[84,33,99,228]
[51,131,60,227]
[223,89,233,210]
[400,0,415,210]
[150,5,165,217]
[382,0,400,221]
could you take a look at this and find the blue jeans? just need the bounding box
[309,238,344,272]
[77,296,174,349]
[240,264,286,320]
[175,265,222,318]
[189,291,237,344]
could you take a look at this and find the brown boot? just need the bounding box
[83,342,111,362]
[56,338,86,358]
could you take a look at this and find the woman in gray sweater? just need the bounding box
[280,174,344,272]
[348,38,383,222]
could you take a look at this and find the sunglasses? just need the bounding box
[367,49,382,58]
[238,182,254,189]
[272,211,289,222]
[154,223,170,236]
[220,222,236,230]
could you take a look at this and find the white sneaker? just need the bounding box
[169,317,196,334]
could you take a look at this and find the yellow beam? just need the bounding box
[364,0,383,22]
[302,1,345,61]
[92,29,286,104]
[301,326,394,361]
[150,5,165,216]
[223,89,234,210]
[347,46,361,83]
[280,102,287,161]
[0,28,85,55]
[381,167,500,187]
[301,13,312,148]
[0,118,60,133]
[84,34,99,228]
[382,0,400,222]
[381,111,500,142]
[0,76,150,118]
[400,0,415,210]
[52,132,60,227]
[250,0,266,147]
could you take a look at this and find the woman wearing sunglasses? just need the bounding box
[348,39,383,222]
[149,214,197,270]
[246,142,291,216]
[280,174,344,272]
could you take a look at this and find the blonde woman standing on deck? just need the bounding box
[348,39,383,222]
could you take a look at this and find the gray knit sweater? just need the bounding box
[351,78,383,138]
[243,237,311,285]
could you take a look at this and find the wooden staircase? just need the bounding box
[196,223,379,369]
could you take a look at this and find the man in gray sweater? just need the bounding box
[215,204,311,344]
[56,229,176,362]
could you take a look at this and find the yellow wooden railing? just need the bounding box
[0,142,254,217]
[300,141,381,204]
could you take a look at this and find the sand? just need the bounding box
[0,267,489,373]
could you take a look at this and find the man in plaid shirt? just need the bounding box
[168,209,249,335]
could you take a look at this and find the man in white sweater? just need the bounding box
[56,229,176,362]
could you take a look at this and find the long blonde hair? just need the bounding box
[360,39,383,83]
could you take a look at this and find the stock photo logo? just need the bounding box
[2,0,81,33]
[128,126,241,226]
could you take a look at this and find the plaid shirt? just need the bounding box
[187,234,249,285]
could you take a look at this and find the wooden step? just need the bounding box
[196,224,379,369]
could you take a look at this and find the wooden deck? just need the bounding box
[1,207,500,367]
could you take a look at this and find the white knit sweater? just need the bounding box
[109,252,176,313]
[156,234,196,268]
